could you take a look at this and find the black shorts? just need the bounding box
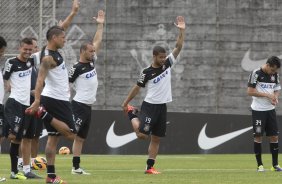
[4,98,35,140]
[41,96,76,136]
[31,116,44,137]
[30,96,44,137]
[252,109,279,137]
[0,104,4,137]
[138,101,167,137]
[72,100,91,139]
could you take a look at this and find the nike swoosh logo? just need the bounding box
[241,49,282,72]
[39,129,48,139]
[106,121,137,148]
[198,123,252,150]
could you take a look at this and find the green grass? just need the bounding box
[1,154,282,183]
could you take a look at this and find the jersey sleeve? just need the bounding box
[68,65,80,83]
[166,53,176,67]
[247,71,258,88]
[137,69,148,88]
[274,73,281,91]
[3,59,14,80]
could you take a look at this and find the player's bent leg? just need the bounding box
[49,119,75,141]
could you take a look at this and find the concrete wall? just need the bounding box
[3,0,282,115]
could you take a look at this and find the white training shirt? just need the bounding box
[3,57,32,106]
[69,55,98,105]
[137,53,175,104]
[248,67,281,111]
[41,50,70,101]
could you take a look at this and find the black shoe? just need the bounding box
[24,171,42,179]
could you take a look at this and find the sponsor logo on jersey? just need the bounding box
[153,70,169,84]
[86,70,97,79]
[259,83,275,89]
[18,70,31,77]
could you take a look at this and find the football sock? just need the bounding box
[23,165,30,174]
[72,156,80,169]
[47,165,56,179]
[254,142,263,166]
[270,142,279,166]
[18,157,23,165]
[128,111,138,121]
[10,143,19,173]
[146,158,155,170]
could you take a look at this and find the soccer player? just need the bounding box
[0,36,7,153]
[69,10,104,175]
[17,38,44,171]
[247,56,282,172]
[0,36,7,183]
[26,0,80,183]
[3,37,36,180]
[121,16,185,174]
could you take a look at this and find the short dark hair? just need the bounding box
[0,36,7,49]
[20,37,33,46]
[153,46,166,56]
[46,26,64,41]
[267,56,281,68]
[80,42,93,53]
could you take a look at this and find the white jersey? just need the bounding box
[137,53,175,104]
[0,70,4,105]
[3,57,32,106]
[41,50,70,101]
[248,67,281,111]
[69,55,98,105]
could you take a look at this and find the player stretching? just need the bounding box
[69,10,104,175]
[122,16,185,174]
[26,0,80,183]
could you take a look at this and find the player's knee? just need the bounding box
[136,132,148,140]
[65,132,75,141]
[254,136,262,143]
[269,136,279,142]
[8,133,16,141]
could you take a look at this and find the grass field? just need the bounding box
[1,154,282,184]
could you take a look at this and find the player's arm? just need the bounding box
[58,0,80,31]
[3,80,11,93]
[121,85,141,112]
[27,56,56,113]
[92,10,105,54]
[172,16,185,59]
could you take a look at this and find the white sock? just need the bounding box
[18,158,23,165]
[23,165,31,174]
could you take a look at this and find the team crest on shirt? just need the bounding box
[90,62,94,67]
[270,75,275,82]
[26,61,31,67]
[143,124,150,132]
[162,65,166,70]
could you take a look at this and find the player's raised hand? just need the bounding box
[174,16,185,30]
[72,0,80,15]
[93,10,105,24]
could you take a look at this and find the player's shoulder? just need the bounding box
[251,67,262,75]
[6,57,18,64]
[141,65,154,74]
